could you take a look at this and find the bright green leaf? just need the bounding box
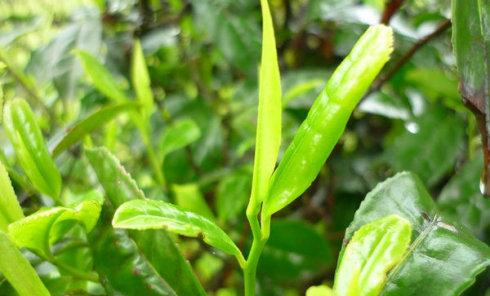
[334,215,412,296]
[8,200,102,256]
[248,0,282,213]
[343,172,490,295]
[306,285,335,296]
[131,40,154,116]
[160,118,201,156]
[0,231,50,296]
[172,183,214,220]
[0,160,24,231]
[113,199,245,265]
[264,25,393,216]
[3,98,62,199]
[52,102,138,157]
[76,50,130,103]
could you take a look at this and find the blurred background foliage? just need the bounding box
[0,0,489,295]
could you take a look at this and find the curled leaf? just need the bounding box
[8,200,102,256]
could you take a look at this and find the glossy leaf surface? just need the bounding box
[342,172,490,296]
[3,99,61,199]
[113,199,244,263]
[0,160,24,231]
[264,25,393,215]
[52,102,138,157]
[8,199,101,256]
[0,231,50,296]
[248,0,282,211]
[85,147,206,296]
[334,215,412,296]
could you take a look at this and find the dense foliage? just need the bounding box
[0,0,489,295]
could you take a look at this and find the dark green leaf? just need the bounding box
[342,172,490,296]
[85,147,206,296]
[385,108,464,186]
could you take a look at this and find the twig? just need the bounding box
[367,19,451,96]
[380,0,405,24]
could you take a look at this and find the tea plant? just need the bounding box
[0,0,489,295]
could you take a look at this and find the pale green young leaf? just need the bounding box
[334,215,412,296]
[0,231,50,296]
[173,183,215,220]
[8,199,102,256]
[3,98,62,199]
[131,40,154,116]
[306,285,335,296]
[0,160,24,231]
[263,25,393,216]
[160,118,201,156]
[52,102,138,157]
[76,50,129,103]
[113,199,245,265]
[248,0,282,211]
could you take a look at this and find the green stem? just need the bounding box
[244,212,271,296]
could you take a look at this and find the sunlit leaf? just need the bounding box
[306,285,335,296]
[263,25,393,216]
[113,199,245,265]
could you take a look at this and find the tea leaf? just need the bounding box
[3,98,62,199]
[263,25,393,216]
[216,169,251,223]
[77,50,129,103]
[334,215,412,296]
[0,160,24,231]
[160,118,201,156]
[8,199,102,256]
[0,231,50,296]
[85,147,206,295]
[173,183,214,220]
[248,0,282,211]
[52,102,138,157]
[113,199,245,265]
[131,40,154,116]
[343,172,490,295]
